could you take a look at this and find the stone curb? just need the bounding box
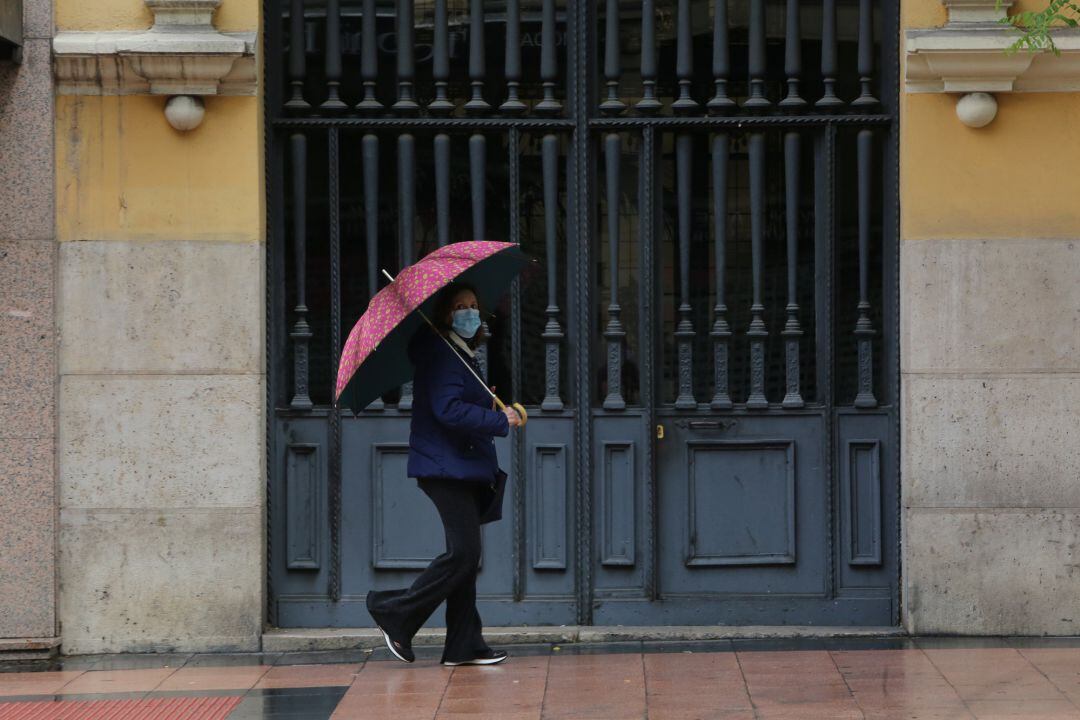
[0,637,63,661]
[261,625,905,652]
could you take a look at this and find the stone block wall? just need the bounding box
[53,0,265,653]
[900,84,1080,632]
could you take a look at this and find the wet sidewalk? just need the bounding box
[4,637,1080,719]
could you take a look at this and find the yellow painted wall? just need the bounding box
[903,0,1054,29]
[902,0,947,32]
[54,0,263,243]
[56,95,262,243]
[901,0,1080,240]
[901,93,1080,240]
[56,0,257,32]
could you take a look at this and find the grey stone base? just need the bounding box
[0,636,61,660]
[261,625,905,652]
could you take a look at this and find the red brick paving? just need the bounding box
[328,645,1080,718]
[6,644,1080,718]
[0,696,242,720]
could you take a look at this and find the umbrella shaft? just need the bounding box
[381,268,502,407]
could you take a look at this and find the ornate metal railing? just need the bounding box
[265,0,898,627]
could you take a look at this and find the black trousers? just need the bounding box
[366,477,491,663]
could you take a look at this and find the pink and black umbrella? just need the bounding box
[335,240,534,414]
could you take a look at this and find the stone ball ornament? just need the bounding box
[165,95,207,131]
[955,92,998,128]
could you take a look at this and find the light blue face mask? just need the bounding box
[451,308,482,339]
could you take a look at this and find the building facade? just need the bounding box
[0,0,1077,655]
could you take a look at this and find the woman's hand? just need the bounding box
[503,407,523,428]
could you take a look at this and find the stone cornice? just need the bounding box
[905,0,1080,126]
[53,30,256,96]
[52,0,257,98]
[906,26,1080,94]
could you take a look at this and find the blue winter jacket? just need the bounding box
[406,325,509,482]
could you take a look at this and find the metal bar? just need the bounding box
[603,133,626,410]
[470,134,487,240]
[886,37,902,624]
[398,136,415,256]
[541,133,565,411]
[639,125,658,601]
[503,0,526,112]
[327,128,343,601]
[509,127,525,602]
[430,0,453,113]
[434,133,451,246]
[673,0,698,111]
[674,133,696,409]
[854,0,879,106]
[780,0,806,108]
[855,128,878,407]
[264,9,284,622]
[272,115,892,130]
[362,133,384,410]
[710,132,733,409]
[322,0,346,110]
[394,0,418,111]
[466,0,491,112]
[880,0,900,412]
[286,0,309,109]
[817,0,843,107]
[746,132,768,409]
[570,0,594,625]
[814,127,832,405]
[746,0,769,108]
[275,118,571,129]
[289,132,313,409]
[470,132,489,375]
[782,131,805,408]
[637,0,661,112]
[358,0,382,110]
[537,0,561,112]
[601,0,625,113]
[398,133,416,409]
[590,115,894,128]
[819,123,836,599]
[708,0,734,112]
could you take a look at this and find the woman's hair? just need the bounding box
[431,281,487,347]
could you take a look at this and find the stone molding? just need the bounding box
[52,0,256,101]
[906,27,1080,94]
[905,0,1080,125]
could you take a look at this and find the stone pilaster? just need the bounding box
[0,0,59,656]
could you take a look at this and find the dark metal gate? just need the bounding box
[266,0,899,627]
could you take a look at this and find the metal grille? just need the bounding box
[266,0,899,627]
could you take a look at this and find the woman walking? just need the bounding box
[366,282,522,666]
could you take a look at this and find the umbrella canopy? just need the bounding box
[335,240,533,413]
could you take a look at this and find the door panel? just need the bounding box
[592,414,649,595]
[371,444,436,569]
[685,440,796,567]
[658,415,825,597]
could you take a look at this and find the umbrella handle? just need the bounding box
[492,396,528,426]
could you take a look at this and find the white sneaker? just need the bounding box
[442,650,509,666]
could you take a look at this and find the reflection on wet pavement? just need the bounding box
[2,637,1080,718]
